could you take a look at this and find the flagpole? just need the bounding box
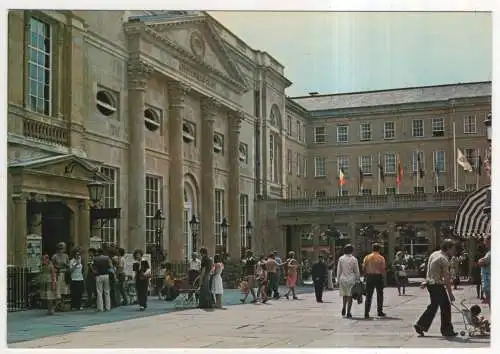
[396,154,400,195]
[475,151,479,190]
[435,167,439,192]
[416,150,420,189]
[378,152,381,195]
[453,121,458,191]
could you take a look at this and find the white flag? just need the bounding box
[457,148,473,172]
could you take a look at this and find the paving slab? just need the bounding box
[9,285,490,348]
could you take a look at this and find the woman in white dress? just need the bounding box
[336,244,360,318]
[212,254,224,308]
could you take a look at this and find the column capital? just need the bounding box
[127,59,153,90]
[28,192,47,203]
[228,110,245,132]
[201,97,220,120]
[77,199,90,209]
[167,81,190,107]
[12,193,29,202]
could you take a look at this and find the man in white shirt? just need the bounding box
[414,239,457,337]
[189,253,201,285]
[70,250,85,310]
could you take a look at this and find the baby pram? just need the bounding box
[452,299,490,337]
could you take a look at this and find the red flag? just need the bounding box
[339,168,346,186]
[396,154,404,186]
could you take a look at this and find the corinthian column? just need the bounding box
[228,110,244,260]
[127,59,152,252]
[167,81,190,262]
[201,97,218,255]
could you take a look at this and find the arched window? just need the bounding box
[269,105,282,130]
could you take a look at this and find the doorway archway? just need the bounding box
[184,183,195,261]
[41,202,73,257]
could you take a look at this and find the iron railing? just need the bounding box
[275,192,469,214]
[7,266,38,312]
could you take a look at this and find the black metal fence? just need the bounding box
[7,266,38,312]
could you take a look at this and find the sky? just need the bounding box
[209,12,492,97]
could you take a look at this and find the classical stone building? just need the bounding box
[7,10,295,265]
[7,10,491,267]
[256,82,491,262]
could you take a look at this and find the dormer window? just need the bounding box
[144,108,161,132]
[182,122,195,143]
[213,133,224,154]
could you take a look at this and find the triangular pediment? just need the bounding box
[144,17,249,93]
[9,154,111,182]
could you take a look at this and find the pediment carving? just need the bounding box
[144,19,248,93]
[9,155,110,183]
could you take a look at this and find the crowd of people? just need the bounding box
[35,236,491,339]
[37,242,151,314]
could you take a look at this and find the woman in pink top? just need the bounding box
[284,251,299,300]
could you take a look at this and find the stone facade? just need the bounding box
[7,10,491,266]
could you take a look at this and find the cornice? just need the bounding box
[224,44,257,71]
[286,98,309,116]
[259,65,293,89]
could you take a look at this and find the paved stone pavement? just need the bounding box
[7,286,313,344]
[9,285,490,348]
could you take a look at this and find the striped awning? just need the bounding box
[454,185,491,238]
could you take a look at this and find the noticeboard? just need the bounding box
[26,234,42,273]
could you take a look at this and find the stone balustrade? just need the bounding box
[274,192,469,214]
[23,116,69,147]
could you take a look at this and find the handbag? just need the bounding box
[352,280,364,304]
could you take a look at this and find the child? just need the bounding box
[257,263,268,303]
[239,280,249,296]
[470,305,490,334]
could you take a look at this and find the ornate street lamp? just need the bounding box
[153,209,166,247]
[245,221,253,250]
[87,181,105,204]
[221,217,228,255]
[484,113,492,142]
[189,214,200,253]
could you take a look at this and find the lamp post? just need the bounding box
[88,181,105,206]
[87,180,105,248]
[221,217,228,258]
[153,209,165,250]
[189,214,200,254]
[245,221,253,250]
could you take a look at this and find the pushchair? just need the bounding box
[452,299,490,337]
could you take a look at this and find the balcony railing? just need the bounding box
[23,116,69,147]
[275,192,469,214]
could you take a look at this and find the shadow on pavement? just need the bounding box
[8,286,313,344]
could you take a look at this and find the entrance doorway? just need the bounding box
[41,202,72,257]
[183,185,194,261]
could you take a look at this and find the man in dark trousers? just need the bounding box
[362,243,387,318]
[311,255,327,303]
[414,239,457,337]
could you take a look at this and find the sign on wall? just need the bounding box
[26,234,42,273]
